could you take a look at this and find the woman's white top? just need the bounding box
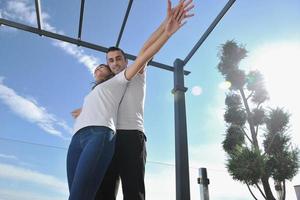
[73,70,128,134]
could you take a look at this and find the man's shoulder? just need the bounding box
[109,70,128,83]
[133,72,146,81]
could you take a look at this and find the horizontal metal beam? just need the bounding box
[0,18,190,75]
[183,0,236,66]
[126,54,190,75]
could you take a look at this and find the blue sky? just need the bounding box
[1,0,300,199]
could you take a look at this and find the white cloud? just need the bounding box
[0,153,38,173]
[52,41,99,74]
[198,93,226,140]
[0,80,72,137]
[1,0,100,136]
[145,167,176,200]
[5,1,39,25]
[0,76,5,83]
[0,188,66,200]
[0,162,68,195]
[1,0,99,74]
[189,144,226,168]
[0,154,18,160]
[57,121,73,135]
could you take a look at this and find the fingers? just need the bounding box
[164,0,193,36]
[185,13,194,18]
[179,20,187,29]
[184,4,194,13]
[175,0,188,22]
[179,9,186,22]
[183,0,194,20]
[174,0,194,18]
[173,3,181,21]
[182,0,194,20]
[167,0,172,17]
[183,0,193,9]
[176,8,185,22]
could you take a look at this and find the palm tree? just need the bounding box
[217,40,299,200]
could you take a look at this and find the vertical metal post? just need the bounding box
[34,0,43,33]
[198,168,210,200]
[172,58,190,200]
[78,0,86,40]
[295,185,300,200]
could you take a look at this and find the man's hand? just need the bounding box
[165,0,194,36]
[71,108,82,119]
[165,0,194,26]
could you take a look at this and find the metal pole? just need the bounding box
[116,0,134,47]
[34,0,43,33]
[198,168,210,200]
[295,185,300,200]
[183,0,236,65]
[78,0,86,40]
[172,58,190,200]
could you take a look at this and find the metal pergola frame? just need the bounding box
[0,0,236,199]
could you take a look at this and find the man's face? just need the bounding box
[106,50,127,74]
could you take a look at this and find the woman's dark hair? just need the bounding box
[91,64,114,90]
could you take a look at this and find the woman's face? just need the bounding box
[94,65,112,82]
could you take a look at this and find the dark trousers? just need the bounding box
[95,130,147,200]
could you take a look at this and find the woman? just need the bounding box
[66,2,191,200]
[70,64,113,119]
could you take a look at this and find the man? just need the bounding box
[96,46,147,200]
[96,1,194,199]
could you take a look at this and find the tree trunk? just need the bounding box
[283,180,286,200]
[261,176,276,200]
[247,183,258,200]
[239,89,259,147]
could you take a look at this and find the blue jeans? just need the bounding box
[67,126,115,200]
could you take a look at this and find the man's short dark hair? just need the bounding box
[107,46,127,60]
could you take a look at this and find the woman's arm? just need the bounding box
[137,0,194,74]
[125,0,194,80]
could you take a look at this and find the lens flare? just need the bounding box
[191,86,202,96]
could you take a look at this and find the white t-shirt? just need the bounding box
[117,72,146,132]
[73,70,128,134]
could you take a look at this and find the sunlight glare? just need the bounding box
[248,42,300,107]
[248,41,300,144]
[219,81,231,90]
